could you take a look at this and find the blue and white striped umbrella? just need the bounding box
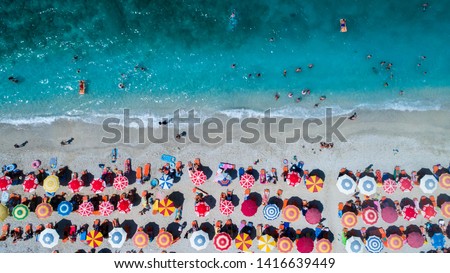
[108,227,127,248]
[365,236,384,253]
[159,175,174,190]
[336,174,356,195]
[190,230,209,251]
[263,204,281,220]
[420,174,438,194]
[358,176,377,196]
[57,201,73,216]
[38,228,59,248]
[345,236,364,253]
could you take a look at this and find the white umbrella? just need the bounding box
[358,176,377,196]
[190,230,209,251]
[336,174,356,195]
[38,228,59,248]
[108,228,127,248]
[420,174,438,194]
[345,236,365,253]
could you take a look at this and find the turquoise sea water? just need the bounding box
[0,0,449,125]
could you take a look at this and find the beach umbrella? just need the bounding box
[336,174,356,195]
[407,232,424,248]
[43,175,59,193]
[35,203,53,219]
[439,173,450,189]
[0,176,12,191]
[109,227,127,248]
[99,201,114,216]
[257,234,276,252]
[117,198,132,214]
[216,173,232,187]
[0,204,8,221]
[362,207,379,225]
[387,234,403,251]
[316,238,332,253]
[277,237,294,253]
[235,233,253,251]
[341,212,358,228]
[57,201,73,217]
[113,175,129,191]
[87,230,103,248]
[345,236,364,253]
[358,176,377,196]
[287,172,301,187]
[158,198,175,216]
[239,173,255,189]
[68,178,83,193]
[133,231,149,249]
[431,233,446,250]
[194,201,210,217]
[441,202,450,218]
[282,205,301,223]
[241,199,258,217]
[22,176,38,193]
[263,204,281,220]
[382,178,397,194]
[399,177,413,192]
[90,178,106,194]
[365,236,383,253]
[305,175,324,193]
[12,204,29,220]
[156,231,173,249]
[159,175,174,190]
[421,204,437,220]
[305,208,321,225]
[420,174,438,194]
[296,236,314,253]
[213,232,232,251]
[38,228,59,248]
[219,200,234,216]
[381,207,398,224]
[190,230,209,251]
[402,205,418,221]
[191,170,207,186]
[78,201,94,217]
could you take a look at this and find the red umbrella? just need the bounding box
[117,199,132,214]
[407,232,424,248]
[362,207,379,225]
[241,199,258,217]
[78,202,94,216]
[91,178,106,194]
[195,201,210,217]
[296,236,314,253]
[305,208,321,225]
[399,177,413,192]
[402,205,418,221]
[421,204,437,220]
[68,178,83,193]
[0,176,12,191]
[287,172,301,187]
[213,232,232,251]
[219,200,234,216]
[22,176,38,193]
[381,207,398,224]
[99,201,114,216]
[191,170,207,186]
[239,173,255,189]
[113,175,129,191]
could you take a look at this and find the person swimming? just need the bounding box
[118,83,125,89]
[8,76,19,83]
[308,64,314,69]
[320,96,326,101]
[348,112,357,120]
[283,70,287,77]
[295,67,302,73]
[288,92,293,98]
[296,97,302,103]
[302,89,311,95]
[275,93,280,100]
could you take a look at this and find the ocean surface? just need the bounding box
[0,0,449,126]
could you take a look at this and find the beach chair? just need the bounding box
[262,189,270,205]
[136,166,142,184]
[111,148,118,163]
[430,195,437,207]
[0,224,10,241]
[260,169,267,184]
[24,224,33,241]
[69,225,77,243]
[175,161,183,177]
[283,198,289,209]
[338,202,344,218]
[256,224,262,238]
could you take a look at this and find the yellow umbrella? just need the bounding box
[257,234,276,252]
[87,230,103,248]
[43,175,60,193]
[158,198,175,216]
[305,175,324,193]
[0,204,8,221]
[235,233,253,251]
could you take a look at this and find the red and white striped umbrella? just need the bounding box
[287,172,301,187]
[0,176,12,191]
[213,232,232,251]
[117,198,132,214]
[78,202,94,217]
[91,178,106,194]
[383,179,397,194]
[399,177,413,192]
[99,201,114,216]
[239,173,255,189]
[362,207,379,225]
[113,175,129,191]
[22,176,38,193]
[191,170,207,186]
[195,201,210,217]
[219,200,234,216]
[402,205,418,221]
[68,178,84,193]
[421,204,437,220]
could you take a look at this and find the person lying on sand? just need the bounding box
[14,141,28,148]
[61,137,74,145]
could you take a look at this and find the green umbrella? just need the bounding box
[12,204,29,220]
[0,204,8,221]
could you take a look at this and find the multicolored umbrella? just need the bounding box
[282,205,301,223]
[156,231,173,249]
[362,207,379,225]
[57,201,73,216]
[439,173,450,189]
[22,176,38,193]
[191,170,207,186]
[336,174,356,195]
[158,198,175,216]
[277,237,294,253]
[0,204,8,221]
[159,175,174,190]
[358,176,377,196]
[305,208,321,225]
[239,173,255,189]
[216,173,232,187]
[296,236,314,253]
[68,178,84,193]
[402,205,418,221]
[190,230,209,251]
[257,234,276,252]
[381,207,398,223]
[38,228,59,248]
[341,212,358,228]
[387,234,403,251]
[305,175,324,193]
[87,230,103,248]
[316,238,332,253]
[133,231,149,249]
[399,177,413,192]
[365,236,383,253]
[43,175,59,193]
[263,204,281,220]
[420,174,438,194]
[235,233,253,251]
[0,176,12,191]
[90,178,106,194]
[383,178,397,194]
[12,204,29,220]
[441,202,450,218]
[99,201,114,216]
[109,227,127,248]
[345,236,364,253]
[35,203,53,219]
[195,201,210,217]
[287,172,301,187]
[78,201,94,217]
[241,199,258,217]
[421,204,437,220]
[113,175,129,191]
[219,200,234,216]
[407,232,424,248]
[117,198,132,214]
[213,232,232,251]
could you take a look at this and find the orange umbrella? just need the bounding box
[86,230,103,248]
[316,238,332,253]
[35,203,53,219]
[282,205,301,222]
[133,231,149,248]
[305,175,324,193]
[441,202,450,218]
[277,237,293,253]
[341,212,357,228]
[387,234,403,251]
[156,231,173,249]
[235,233,253,251]
[158,198,175,216]
[439,173,450,189]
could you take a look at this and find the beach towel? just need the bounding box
[50,157,57,169]
[136,166,142,184]
[111,148,118,163]
[143,163,151,181]
[80,230,87,241]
